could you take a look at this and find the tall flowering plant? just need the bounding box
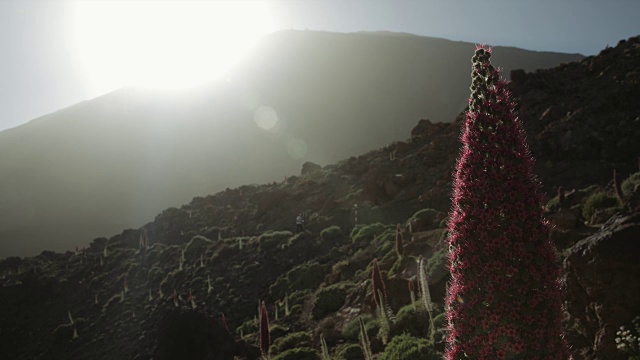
[444,45,570,360]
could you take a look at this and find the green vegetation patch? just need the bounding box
[336,343,365,360]
[342,315,379,341]
[351,223,387,244]
[184,235,213,258]
[426,247,448,280]
[407,209,441,231]
[259,231,293,252]
[270,263,325,298]
[321,226,343,240]
[271,331,310,355]
[371,230,394,257]
[272,347,320,360]
[312,281,355,319]
[582,191,621,220]
[622,172,640,197]
[378,333,440,360]
[392,304,429,338]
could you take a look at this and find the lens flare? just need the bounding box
[254,106,279,131]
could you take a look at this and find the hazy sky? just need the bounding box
[1,0,639,131]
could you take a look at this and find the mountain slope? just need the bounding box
[0,30,583,256]
[0,35,639,359]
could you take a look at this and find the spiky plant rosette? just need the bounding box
[444,45,570,360]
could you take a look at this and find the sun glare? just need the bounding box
[73,0,274,92]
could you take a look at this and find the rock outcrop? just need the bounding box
[563,213,640,360]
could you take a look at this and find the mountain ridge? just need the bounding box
[0,29,585,257]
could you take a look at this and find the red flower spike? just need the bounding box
[371,258,386,308]
[259,301,270,358]
[444,46,570,359]
[395,224,404,257]
[220,312,230,334]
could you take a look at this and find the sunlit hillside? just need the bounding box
[0,30,583,256]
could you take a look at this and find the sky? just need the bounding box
[1,0,639,132]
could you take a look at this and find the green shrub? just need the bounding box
[407,209,441,230]
[147,265,164,287]
[269,324,290,344]
[270,263,325,298]
[378,334,439,360]
[285,232,307,249]
[336,343,364,360]
[433,312,446,329]
[271,332,311,355]
[342,315,379,341]
[392,304,430,338]
[259,231,293,252]
[188,276,204,290]
[426,248,447,280]
[321,226,343,240]
[156,244,182,264]
[272,347,320,360]
[350,224,365,239]
[622,172,640,197]
[288,289,312,307]
[289,304,303,316]
[582,192,621,220]
[342,249,375,279]
[389,256,416,278]
[212,243,238,260]
[546,195,561,211]
[351,223,387,244]
[184,235,213,258]
[330,260,350,280]
[236,318,258,336]
[159,268,183,295]
[312,282,355,319]
[371,230,394,256]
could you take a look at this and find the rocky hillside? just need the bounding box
[513,36,640,190]
[0,30,583,257]
[0,36,639,359]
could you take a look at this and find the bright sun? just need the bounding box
[73,0,274,92]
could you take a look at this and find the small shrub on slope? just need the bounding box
[336,343,364,360]
[271,332,311,355]
[312,282,354,319]
[392,304,430,338]
[259,231,293,252]
[270,263,325,298]
[321,226,342,240]
[342,315,379,341]
[378,334,439,360]
[622,172,640,197]
[184,235,213,258]
[351,223,387,244]
[582,191,620,220]
[272,347,320,360]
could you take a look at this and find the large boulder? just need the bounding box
[562,213,640,360]
[301,161,322,175]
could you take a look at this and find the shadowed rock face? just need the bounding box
[563,213,640,360]
[512,36,640,191]
[154,309,259,360]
